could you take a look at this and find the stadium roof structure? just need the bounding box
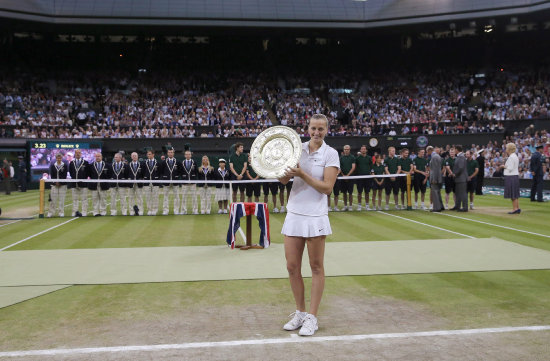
[1,0,549,28]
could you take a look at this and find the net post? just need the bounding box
[406,173,412,210]
[229,181,233,211]
[246,214,252,247]
[39,179,45,218]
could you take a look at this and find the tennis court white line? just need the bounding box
[378,211,475,239]
[0,220,22,228]
[0,217,78,252]
[435,212,550,239]
[1,325,549,357]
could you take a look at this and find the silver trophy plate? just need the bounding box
[250,126,302,179]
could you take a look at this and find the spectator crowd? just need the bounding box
[1,67,550,139]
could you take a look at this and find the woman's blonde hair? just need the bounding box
[308,114,329,128]
[201,155,213,171]
[506,142,517,154]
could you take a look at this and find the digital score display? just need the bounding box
[28,141,102,181]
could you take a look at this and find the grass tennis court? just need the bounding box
[0,191,549,360]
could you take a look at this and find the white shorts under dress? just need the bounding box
[281,212,332,238]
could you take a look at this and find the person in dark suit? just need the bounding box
[475,150,485,195]
[452,145,468,211]
[180,150,199,214]
[68,149,89,216]
[87,152,110,216]
[17,156,27,192]
[48,153,68,217]
[109,152,129,216]
[126,152,144,215]
[428,146,444,212]
[142,149,161,216]
[159,147,181,215]
[530,145,544,202]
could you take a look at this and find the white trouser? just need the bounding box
[127,185,144,215]
[71,186,88,216]
[180,184,198,214]
[48,185,67,217]
[110,186,128,215]
[91,188,107,216]
[144,185,160,215]
[163,184,180,214]
[198,186,212,214]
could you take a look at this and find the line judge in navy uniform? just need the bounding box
[87,152,110,216]
[48,153,68,217]
[68,148,89,217]
[109,152,129,216]
[126,152,144,215]
[160,147,181,215]
[214,158,231,214]
[197,155,215,214]
[180,150,198,214]
[142,149,161,216]
[530,144,544,202]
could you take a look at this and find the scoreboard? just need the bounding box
[30,141,102,150]
[28,141,103,181]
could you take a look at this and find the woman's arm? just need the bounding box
[283,165,338,195]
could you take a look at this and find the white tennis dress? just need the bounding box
[282,141,340,237]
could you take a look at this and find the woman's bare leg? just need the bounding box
[306,236,326,316]
[284,236,307,311]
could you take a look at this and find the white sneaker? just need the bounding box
[421,205,427,210]
[470,204,474,210]
[218,210,223,214]
[384,205,389,211]
[357,205,362,211]
[223,209,228,214]
[273,207,279,213]
[201,211,205,215]
[377,206,382,211]
[412,204,417,210]
[163,212,168,216]
[283,311,307,331]
[334,207,340,212]
[395,205,400,210]
[299,314,319,336]
[280,206,286,213]
[193,211,198,215]
[365,205,371,211]
[328,207,333,212]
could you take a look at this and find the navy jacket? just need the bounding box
[87,161,110,191]
[68,158,88,188]
[530,151,543,179]
[142,158,161,186]
[49,161,68,187]
[126,160,144,188]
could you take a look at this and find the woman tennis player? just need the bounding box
[279,114,340,336]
